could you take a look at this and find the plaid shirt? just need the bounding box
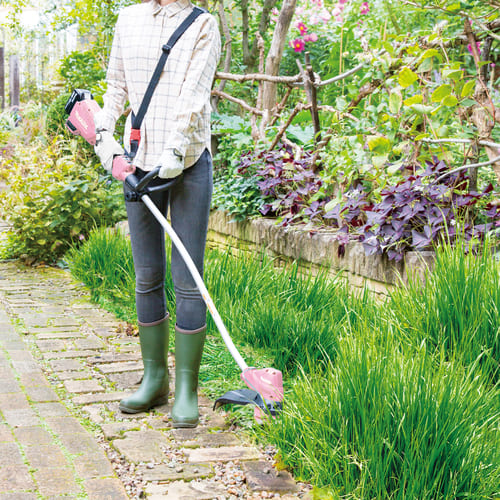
[100,0,221,170]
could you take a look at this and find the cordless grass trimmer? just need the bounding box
[65,89,283,423]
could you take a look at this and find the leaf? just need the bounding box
[420,48,441,61]
[410,104,434,115]
[367,136,392,154]
[461,80,476,98]
[398,67,418,88]
[431,84,452,103]
[404,94,423,106]
[389,90,403,114]
[442,94,458,107]
[372,154,389,168]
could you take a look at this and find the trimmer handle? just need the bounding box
[124,166,181,201]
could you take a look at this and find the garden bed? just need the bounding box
[207,210,435,296]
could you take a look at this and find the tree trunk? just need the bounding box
[261,0,297,115]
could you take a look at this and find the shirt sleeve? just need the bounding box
[165,15,221,158]
[100,13,128,133]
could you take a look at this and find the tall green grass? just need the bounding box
[390,241,500,381]
[263,329,500,499]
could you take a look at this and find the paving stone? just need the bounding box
[146,479,227,500]
[55,370,92,380]
[74,337,106,350]
[2,408,40,428]
[18,370,47,388]
[87,352,139,364]
[48,358,83,372]
[34,402,69,417]
[138,462,213,482]
[35,339,68,352]
[0,377,20,393]
[57,431,103,456]
[0,425,14,443]
[10,360,40,373]
[73,453,114,479]
[33,467,80,497]
[83,477,129,500]
[81,405,105,424]
[42,349,96,360]
[101,421,140,440]
[174,430,241,448]
[5,349,34,360]
[184,445,262,463]
[72,390,130,405]
[0,464,35,491]
[23,444,70,468]
[0,442,24,467]
[13,426,53,447]
[44,417,87,436]
[97,361,143,374]
[35,331,83,339]
[112,430,167,463]
[243,461,299,493]
[64,379,105,394]
[25,385,59,402]
[0,493,37,499]
[0,393,29,410]
[200,411,228,429]
[106,370,142,389]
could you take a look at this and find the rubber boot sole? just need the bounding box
[119,394,168,414]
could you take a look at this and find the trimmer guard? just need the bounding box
[214,367,284,423]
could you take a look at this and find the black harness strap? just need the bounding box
[129,6,206,159]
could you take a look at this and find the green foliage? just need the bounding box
[58,50,106,96]
[390,239,500,381]
[262,332,500,498]
[0,138,126,262]
[45,92,73,139]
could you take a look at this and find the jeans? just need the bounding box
[124,149,212,330]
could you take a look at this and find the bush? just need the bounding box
[0,138,126,262]
[45,91,73,139]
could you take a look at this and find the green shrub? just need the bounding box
[263,331,500,499]
[0,138,126,262]
[45,91,73,139]
[58,50,106,96]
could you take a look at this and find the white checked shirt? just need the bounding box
[100,0,221,170]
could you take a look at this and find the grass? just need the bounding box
[389,240,500,382]
[262,329,500,499]
[66,227,500,498]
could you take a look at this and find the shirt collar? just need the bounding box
[152,0,192,17]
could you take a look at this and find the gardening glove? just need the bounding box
[94,130,124,173]
[157,149,184,179]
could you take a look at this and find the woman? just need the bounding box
[94,0,221,428]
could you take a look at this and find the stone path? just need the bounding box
[0,246,306,497]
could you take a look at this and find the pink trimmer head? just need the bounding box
[241,367,284,423]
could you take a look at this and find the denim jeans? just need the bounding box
[124,149,212,330]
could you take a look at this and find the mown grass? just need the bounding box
[66,227,500,498]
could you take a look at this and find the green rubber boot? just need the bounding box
[119,316,169,413]
[172,325,206,428]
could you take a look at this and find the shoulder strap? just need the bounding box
[129,6,206,157]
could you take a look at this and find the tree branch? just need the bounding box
[211,89,263,115]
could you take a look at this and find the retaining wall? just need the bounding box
[206,211,435,297]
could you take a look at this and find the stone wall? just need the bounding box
[207,211,435,297]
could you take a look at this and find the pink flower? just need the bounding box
[360,2,370,14]
[290,38,305,53]
[467,41,481,55]
[339,0,348,4]
[296,21,308,35]
[304,33,319,43]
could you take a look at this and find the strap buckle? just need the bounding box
[162,44,172,54]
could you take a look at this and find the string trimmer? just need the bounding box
[64,89,283,423]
